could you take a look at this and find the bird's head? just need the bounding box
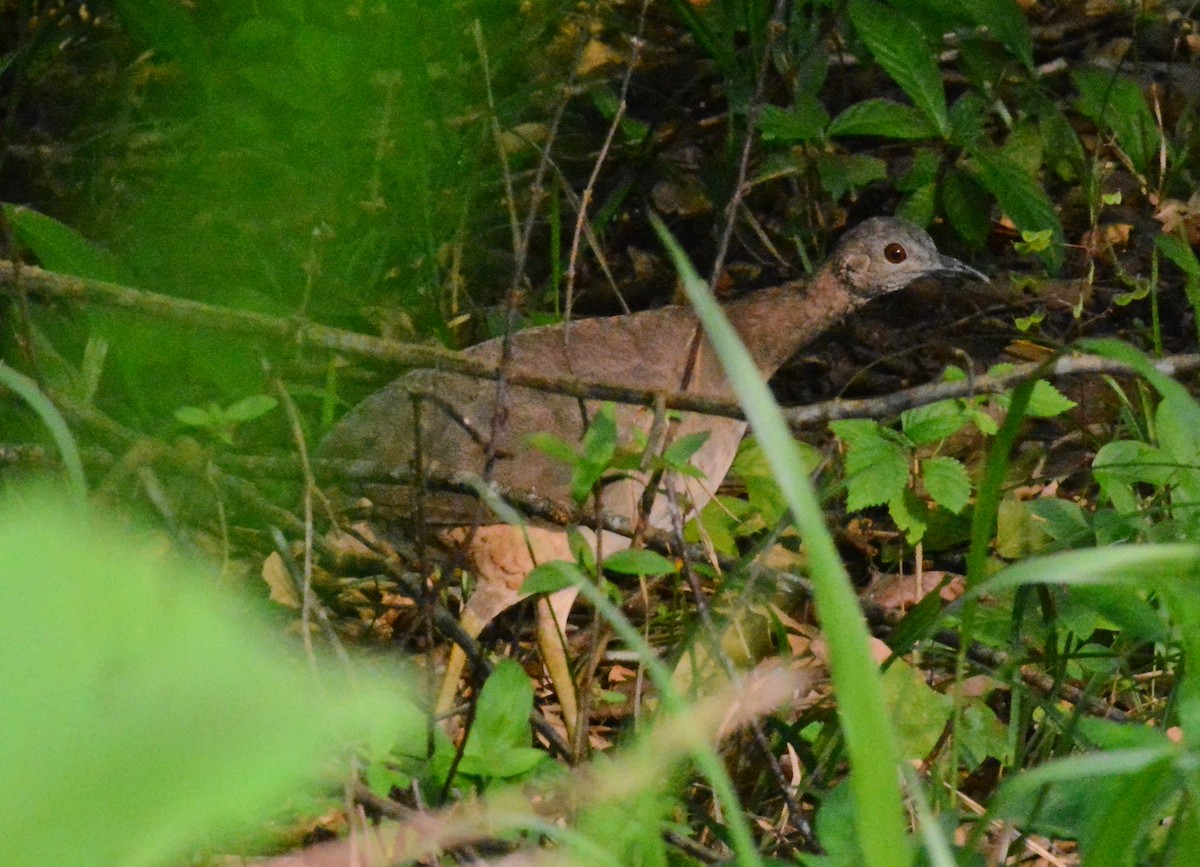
[829,216,987,298]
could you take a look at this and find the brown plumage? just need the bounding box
[320,216,986,739]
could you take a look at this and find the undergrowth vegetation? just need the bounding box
[2,0,1200,864]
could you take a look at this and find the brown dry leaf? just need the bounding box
[1154,190,1200,245]
[575,38,622,76]
[1079,222,1132,257]
[260,552,301,608]
[865,570,965,614]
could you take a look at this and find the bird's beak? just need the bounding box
[935,253,989,282]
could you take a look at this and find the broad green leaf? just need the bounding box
[1073,70,1161,175]
[662,430,711,467]
[603,548,676,577]
[831,420,910,512]
[967,147,1063,272]
[994,380,1076,418]
[881,661,950,761]
[848,0,949,137]
[458,660,546,780]
[889,487,929,543]
[3,204,128,282]
[941,168,992,247]
[921,456,971,514]
[521,560,586,596]
[962,0,1033,69]
[827,99,939,140]
[0,491,405,867]
[1093,440,1171,514]
[901,400,972,444]
[816,152,888,200]
[759,99,829,143]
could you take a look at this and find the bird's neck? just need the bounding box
[724,266,859,377]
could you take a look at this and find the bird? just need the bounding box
[318,216,986,742]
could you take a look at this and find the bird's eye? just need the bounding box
[884,243,907,264]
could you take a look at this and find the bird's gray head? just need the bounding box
[829,216,986,298]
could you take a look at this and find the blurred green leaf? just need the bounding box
[224,394,278,422]
[522,560,586,596]
[603,548,676,577]
[0,490,405,867]
[3,204,129,283]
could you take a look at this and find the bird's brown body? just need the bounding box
[320,217,985,739]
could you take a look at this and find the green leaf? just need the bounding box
[827,99,939,140]
[662,430,711,467]
[962,0,1034,69]
[1073,70,1161,175]
[901,400,972,445]
[521,560,586,596]
[831,419,910,512]
[816,152,888,200]
[994,381,1075,418]
[458,660,546,780]
[3,204,129,283]
[223,394,278,422]
[0,490,405,867]
[881,661,951,761]
[527,431,580,466]
[921,456,971,514]
[848,0,949,137]
[759,99,829,143]
[889,487,929,543]
[603,548,676,577]
[967,146,1063,272]
[174,405,216,428]
[941,168,992,247]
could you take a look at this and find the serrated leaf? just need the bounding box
[602,548,676,577]
[888,488,928,544]
[921,456,971,514]
[967,146,1063,272]
[828,99,938,140]
[963,0,1033,69]
[848,0,949,137]
[901,400,971,445]
[1073,70,1161,176]
[816,152,887,200]
[759,100,829,143]
[995,381,1076,418]
[521,560,585,596]
[834,421,910,512]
